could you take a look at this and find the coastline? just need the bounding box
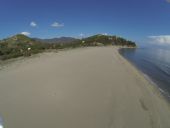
[118,48,170,102]
[0,46,170,128]
[118,47,170,105]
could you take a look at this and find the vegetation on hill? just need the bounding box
[35,37,79,44]
[80,34,136,47]
[0,34,136,60]
[0,34,51,60]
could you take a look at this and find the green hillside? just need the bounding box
[0,34,136,60]
[80,34,136,47]
[0,34,50,60]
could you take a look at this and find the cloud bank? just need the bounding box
[30,21,37,27]
[51,22,64,28]
[21,32,31,36]
[148,35,170,45]
[166,0,170,3]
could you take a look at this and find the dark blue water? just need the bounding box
[120,47,170,100]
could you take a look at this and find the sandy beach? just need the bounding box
[0,46,170,128]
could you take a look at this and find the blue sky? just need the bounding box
[0,0,170,45]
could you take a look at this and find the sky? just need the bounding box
[0,0,170,45]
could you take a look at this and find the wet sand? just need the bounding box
[0,46,170,128]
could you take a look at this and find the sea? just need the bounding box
[119,46,170,101]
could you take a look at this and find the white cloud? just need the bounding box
[30,21,37,27]
[80,33,84,37]
[148,35,170,45]
[51,22,64,28]
[21,32,31,36]
[102,33,108,36]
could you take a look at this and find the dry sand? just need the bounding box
[0,46,170,128]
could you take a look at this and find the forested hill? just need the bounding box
[80,34,136,47]
[35,37,78,44]
[0,34,136,60]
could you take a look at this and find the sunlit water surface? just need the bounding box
[120,47,170,100]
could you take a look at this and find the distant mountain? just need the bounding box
[35,37,79,44]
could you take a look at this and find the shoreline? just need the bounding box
[118,48,170,103]
[0,46,170,128]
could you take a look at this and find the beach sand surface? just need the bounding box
[0,46,170,128]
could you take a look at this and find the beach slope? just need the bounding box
[0,46,170,128]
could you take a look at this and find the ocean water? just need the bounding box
[119,47,170,100]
